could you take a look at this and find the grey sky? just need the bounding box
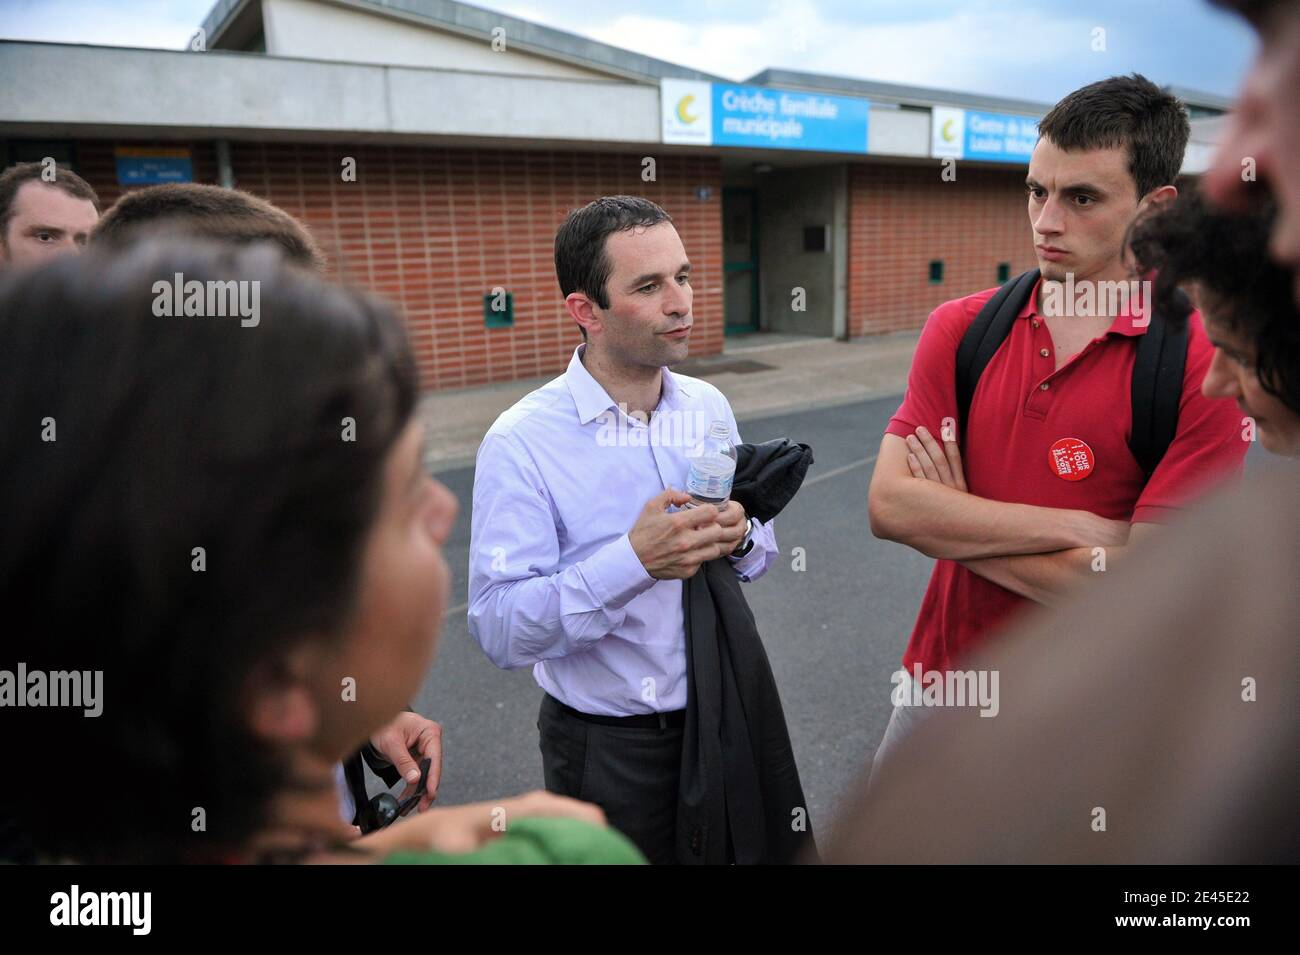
[0,0,1258,104]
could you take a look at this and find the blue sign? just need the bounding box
[711,84,869,152]
[963,110,1038,162]
[932,107,1038,163]
[663,80,870,153]
[115,150,193,186]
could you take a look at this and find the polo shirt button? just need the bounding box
[1032,319,1040,328]
[1040,382,1050,390]
[1040,348,1050,357]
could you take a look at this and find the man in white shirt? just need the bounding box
[468,196,777,862]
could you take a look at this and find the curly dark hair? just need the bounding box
[1128,190,1300,415]
[0,239,417,862]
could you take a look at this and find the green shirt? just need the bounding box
[380,817,646,865]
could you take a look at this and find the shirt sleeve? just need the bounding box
[467,429,658,670]
[884,300,970,441]
[719,389,778,582]
[728,516,777,582]
[1131,315,1250,524]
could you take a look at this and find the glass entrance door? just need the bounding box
[723,188,759,335]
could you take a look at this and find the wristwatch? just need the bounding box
[729,517,755,559]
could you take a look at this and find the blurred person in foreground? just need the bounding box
[0,239,641,864]
[92,181,442,832]
[1203,0,1300,308]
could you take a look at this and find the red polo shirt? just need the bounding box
[886,279,1248,674]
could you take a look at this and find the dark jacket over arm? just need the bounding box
[677,438,818,864]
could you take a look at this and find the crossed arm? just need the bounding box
[868,428,1153,607]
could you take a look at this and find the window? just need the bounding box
[2,140,78,171]
[803,225,828,253]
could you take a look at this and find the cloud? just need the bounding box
[501,0,1254,101]
[0,0,209,50]
[582,4,1091,96]
[3,0,1256,101]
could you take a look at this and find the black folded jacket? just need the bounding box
[677,438,818,864]
[729,438,815,525]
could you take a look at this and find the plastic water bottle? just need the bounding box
[686,420,737,507]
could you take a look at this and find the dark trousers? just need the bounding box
[537,693,683,865]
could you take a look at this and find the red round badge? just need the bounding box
[1048,437,1095,481]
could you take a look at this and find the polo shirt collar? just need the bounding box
[1024,276,1152,338]
[564,344,692,425]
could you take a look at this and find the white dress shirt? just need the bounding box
[468,344,778,716]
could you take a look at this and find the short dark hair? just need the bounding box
[93,183,325,271]
[554,196,673,338]
[0,239,416,862]
[0,161,100,242]
[1128,189,1300,414]
[1037,74,1190,199]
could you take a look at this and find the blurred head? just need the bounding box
[1204,0,1300,306]
[1129,190,1300,455]
[0,162,100,268]
[554,195,693,370]
[93,182,326,271]
[0,240,454,862]
[1030,75,1188,283]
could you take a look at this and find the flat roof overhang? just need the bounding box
[1,42,1218,173]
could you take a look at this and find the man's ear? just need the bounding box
[245,644,320,745]
[564,292,601,339]
[1138,183,1179,214]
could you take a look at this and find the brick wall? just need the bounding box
[64,139,1039,384]
[70,140,724,392]
[847,162,1037,336]
[71,141,218,206]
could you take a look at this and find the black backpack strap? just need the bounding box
[955,269,1040,438]
[1129,290,1191,478]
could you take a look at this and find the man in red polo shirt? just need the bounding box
[866,75,1248,767]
